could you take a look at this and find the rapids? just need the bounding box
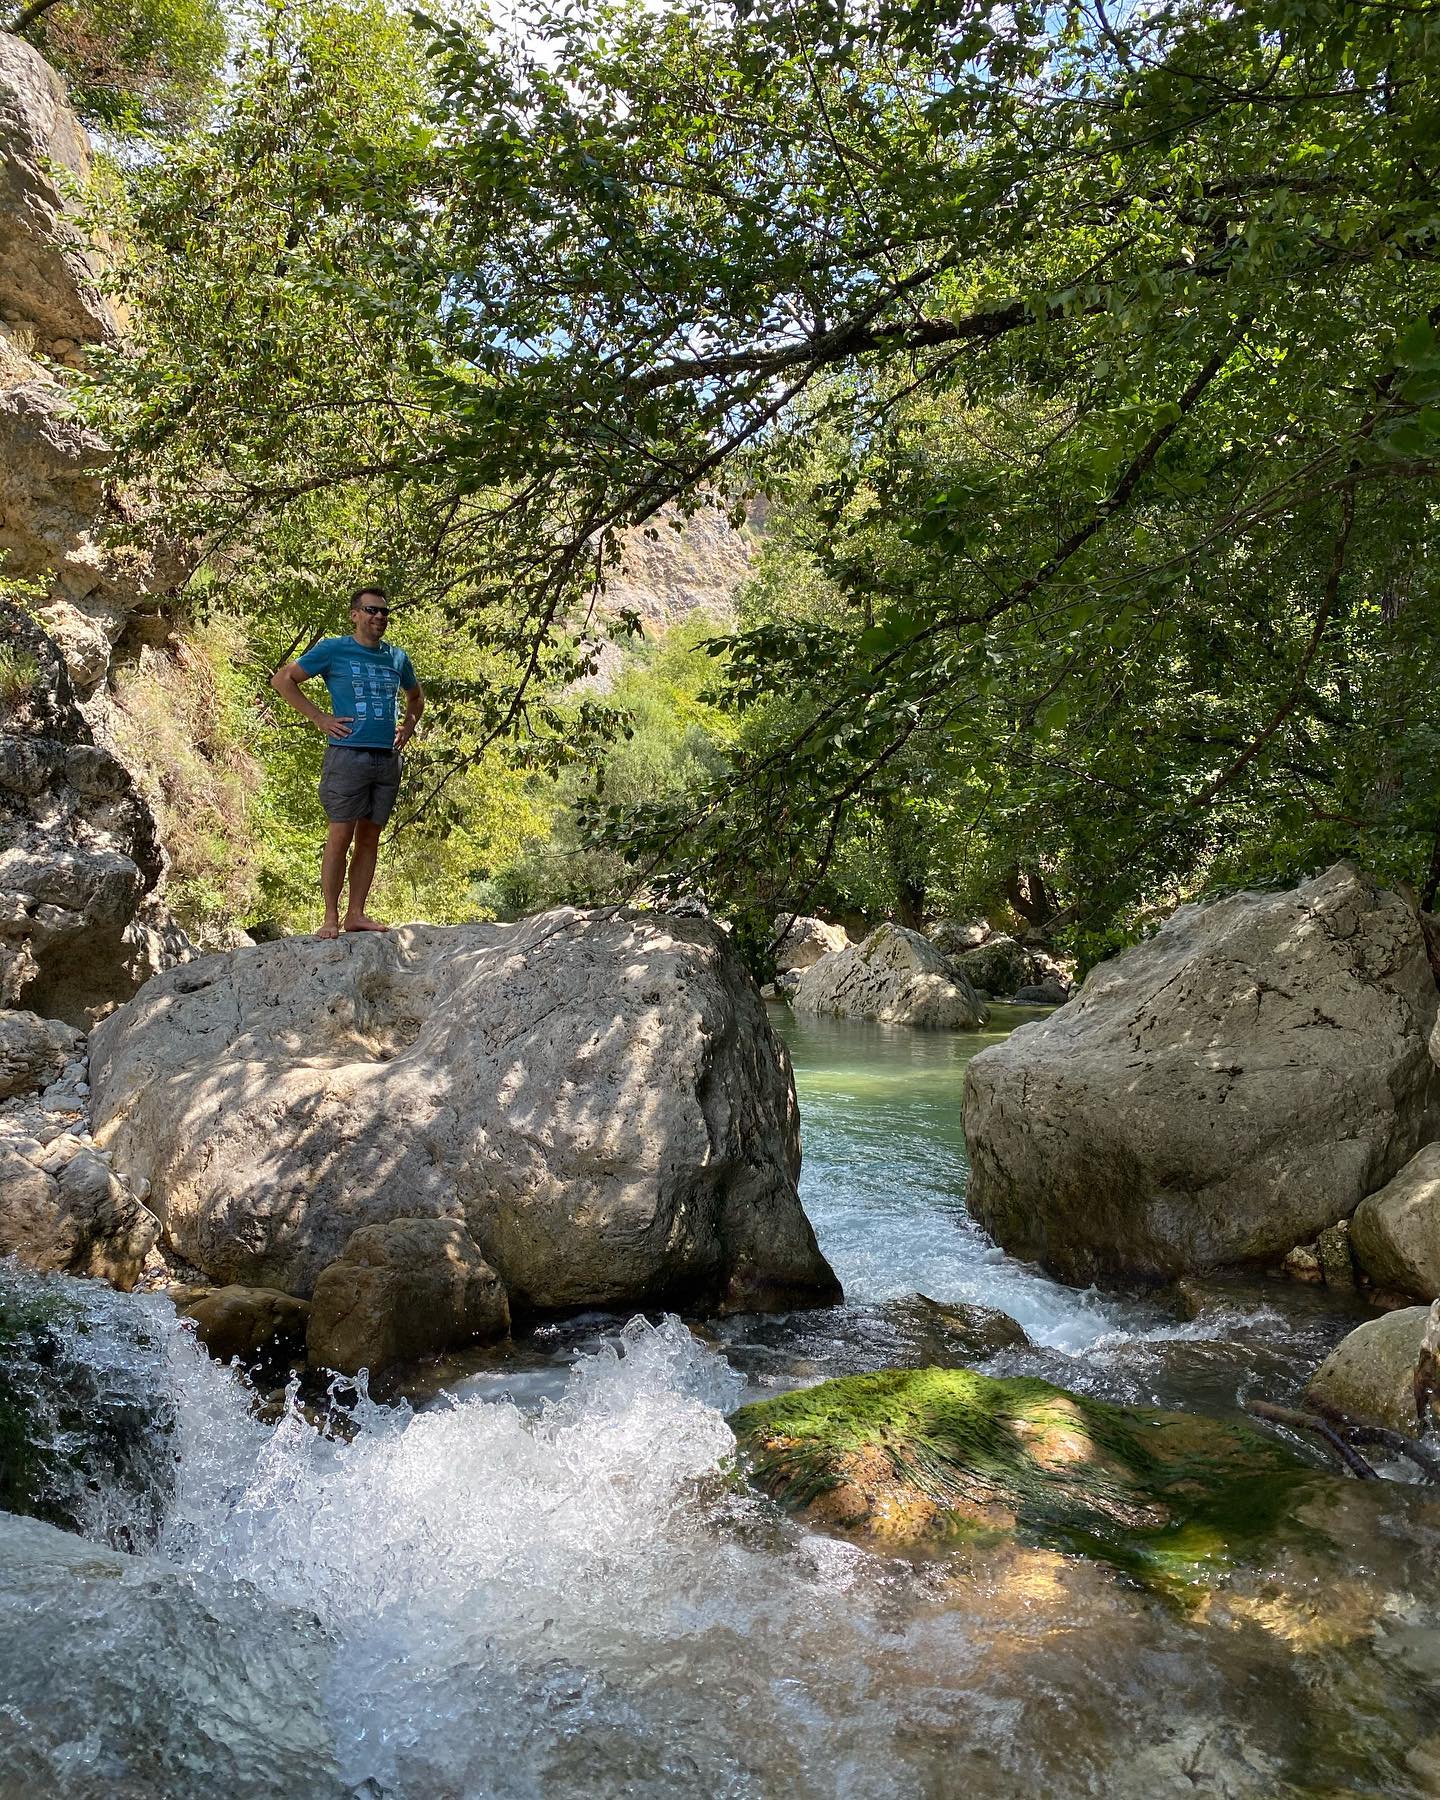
[2,1009,1439,1797]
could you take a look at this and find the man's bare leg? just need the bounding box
[343,818,388,931]
[319,820,355,939]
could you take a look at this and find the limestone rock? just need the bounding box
[181,1284,311,1369]
[89,909,841,1314]
[0,1008,80,1097]
[0,1140,159,1288]
[964,864,1440,1282]
[927,919,991,956]
[0,604,163,1022]
[0,34,121,350]
[1351,1144,1440,1301]
[1316,1219,1355,1291]
[792,923,988,1029]
[1304,1305,1437,1434]
[953,933,1035,998]
[1012,980,1069,1007]
[307,1217,509,1376]
[772,913,849,974]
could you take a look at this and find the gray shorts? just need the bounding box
[319,745,402,825]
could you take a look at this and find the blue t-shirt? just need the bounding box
[296,637,417,751]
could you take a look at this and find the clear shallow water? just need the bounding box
[4,1011,1439,1798]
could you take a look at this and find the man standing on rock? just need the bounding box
[271,586,424,938]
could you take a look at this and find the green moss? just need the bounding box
[730,1367,1315,1582]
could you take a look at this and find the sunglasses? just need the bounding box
[356,604,390,617]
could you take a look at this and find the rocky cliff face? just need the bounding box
[0,33,189,1025]
[0,33,182,696]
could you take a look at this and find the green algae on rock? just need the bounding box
[729,1367,1315,1575]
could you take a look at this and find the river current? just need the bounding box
[3,1010,1439,1797]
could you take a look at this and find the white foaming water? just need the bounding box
[150,1308,949,1798]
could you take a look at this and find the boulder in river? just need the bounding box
[964,864,1440,1282]
[952,933,1034,998]
[0,1139,158,1288]
[792,922,987,1028]
[1304,1303,1440,1435]
[89,908,841,1315]
[179,1284,311,1371]
[1350,1144,1440,1301]
[771,913,848,973]
[730,1366,1311,1574]
[307,1217,509,1376]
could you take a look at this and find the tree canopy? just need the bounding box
[89,0,1440,945]
[10,0,226,134]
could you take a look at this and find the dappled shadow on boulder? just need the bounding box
[89,908,840,1319]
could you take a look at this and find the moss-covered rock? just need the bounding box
[730,1367,1314,1578]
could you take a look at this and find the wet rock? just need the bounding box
[730,1366,1311,1569]
[953,933,1035,998]
[1316,1219,1356,1292]
[91,909,841,1314]
[180,1284,311,1370]
[1304,1304,1438,1434]
[1283,1244,1324,1285]
[307,1217,509,1376]
[793,922,987,1029]
[911,1294,1031,1355]
[772,913,849,973]
[1351,1143,1440,1301]
[0,1264,174,1538]
[964,864,1439,1283]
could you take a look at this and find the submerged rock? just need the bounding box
[1351,1144,1440,1301]
[964,864,1439,1283]
[307,1217,509,1376]
[1304,1305,1439,1435]
[793,923,987,1029]
[0,1264,174,1542]
[90,909,840,1315]
[730,1367,1311,1571]
[909,1294,1031,1355]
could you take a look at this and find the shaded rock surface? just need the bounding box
[771,913,848,974]
[1351,1144,1440,1301]
[0,1005,79,1096]
[730,1366,1311,1573]
[910,1294,1031,1356]
[90,909,840,1315]
[953,933,1035,999]
[964,864,1440,1282]
[180,1283,311,1369]
[1305,1304,1439,1435]
[0,603,166,1022]
[308,1217,508,1376]
[793,923,987,1029]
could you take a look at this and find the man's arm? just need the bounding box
[270,662,353,738]
[396,680,425,750]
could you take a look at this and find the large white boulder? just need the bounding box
[1351,1144,1440,1300]
[89,909,840,1314]
[963,865,1440,1282]
[792,923,987,1028]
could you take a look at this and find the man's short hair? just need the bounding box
[350,584,388,609]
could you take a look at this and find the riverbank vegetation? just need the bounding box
[74,0,1440,958]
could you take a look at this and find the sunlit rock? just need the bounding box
[90,908,841,1314]
[730,1366,1311,1571]
[1351,1143,1440,1301]
[964,864,1440,1282]
[1304,1304,1438,1434]
[793,922,987,1028]
[772,913,848,973]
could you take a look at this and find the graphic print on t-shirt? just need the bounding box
[295,636,417,751]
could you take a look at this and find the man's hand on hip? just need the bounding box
[319,715,354,738]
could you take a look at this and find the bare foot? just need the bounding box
[343,913,390,933]
[316,921,341,940]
